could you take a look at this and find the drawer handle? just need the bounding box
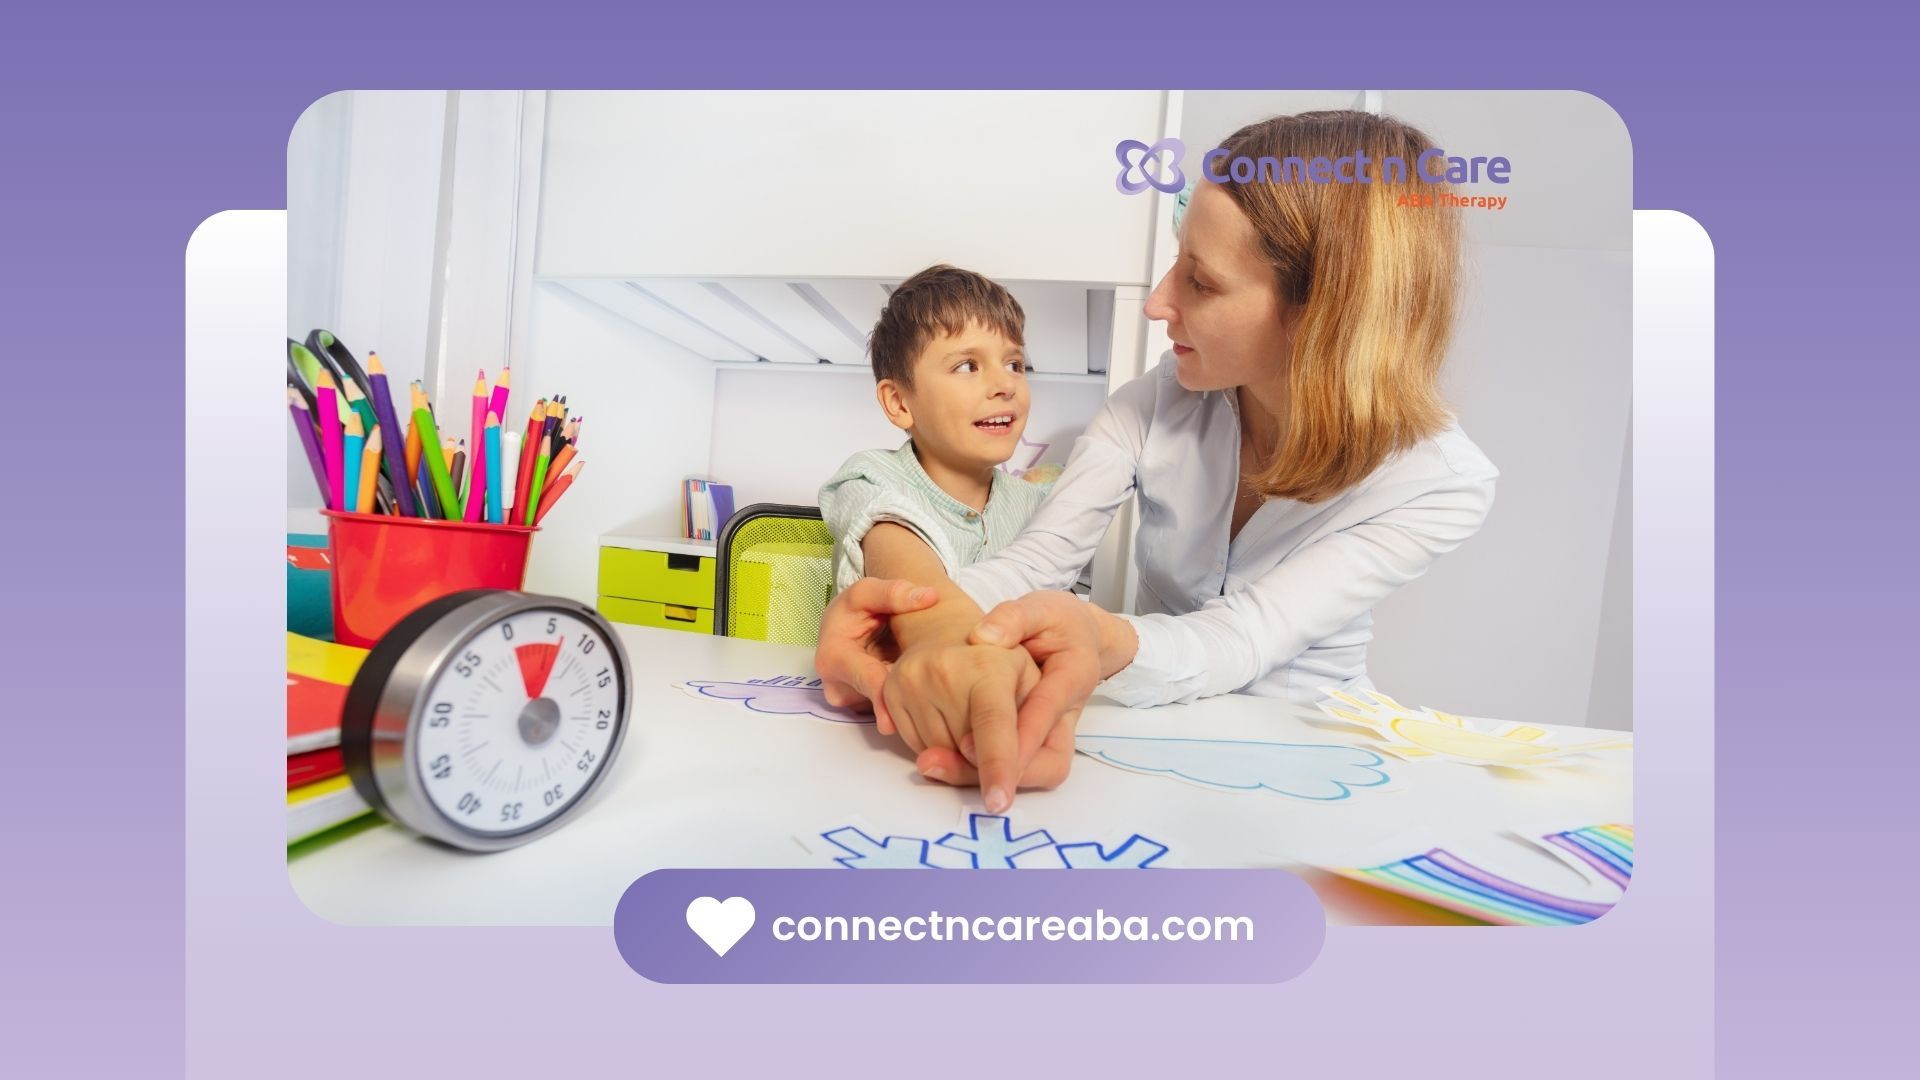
[664,604,698,623]
[667,553,703,572]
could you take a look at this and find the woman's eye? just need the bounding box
[1188,274,1212,295]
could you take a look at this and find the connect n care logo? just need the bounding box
[1114,137,1186,195]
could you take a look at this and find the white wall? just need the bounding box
[706,368,1107,507]
[520,284,717,604]
[536,91,1164,284]
[286,91,449,509]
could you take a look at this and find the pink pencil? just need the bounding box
[318,385,344,510]
[488,367,512,444]
[463,371,488,522]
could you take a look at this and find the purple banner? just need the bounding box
[614,869,1324,984]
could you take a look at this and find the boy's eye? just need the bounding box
[953,359,978,374]
[1007,359,1027,374]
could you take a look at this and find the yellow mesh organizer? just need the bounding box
[714,504,835,647]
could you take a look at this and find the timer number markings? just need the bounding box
[416,610,622,835]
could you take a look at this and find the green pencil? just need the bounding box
[525,441,552,527]
[411,382,461,519]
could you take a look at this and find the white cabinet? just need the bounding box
[535,91,1166,285]
[544,275,1115,375]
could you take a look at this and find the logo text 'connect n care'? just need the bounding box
[1114,139,1512,194]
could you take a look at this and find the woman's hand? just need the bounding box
[812,577,939,733]
[916,702,1085,795]
[967,590,1128,749]
[881,642,1041,813]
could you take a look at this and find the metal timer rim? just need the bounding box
[341,589,633,853]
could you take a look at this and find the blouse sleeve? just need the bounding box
[1097,457,1498,707]
[951,369,1157,610]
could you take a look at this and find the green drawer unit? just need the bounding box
[598,596,714,634]
[598,546,716,610]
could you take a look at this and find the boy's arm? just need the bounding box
[860,522,982,649]
[858,523,1042,813]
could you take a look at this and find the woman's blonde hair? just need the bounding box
[1213,111,1461,503]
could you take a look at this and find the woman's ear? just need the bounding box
[876,379,913,431]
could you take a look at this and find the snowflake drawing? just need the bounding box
[936,814,1055,868]
[821,826,956,869]
[821,814,1168,870]
[680,675,872,724]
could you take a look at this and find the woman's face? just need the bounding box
[1144,181,1291,394]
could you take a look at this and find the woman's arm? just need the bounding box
[965,462,1496,713]
[950,368,1156,608]
[1099,467,1497,706]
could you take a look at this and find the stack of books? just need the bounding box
[682,478,737,541]
[287,632,375,845]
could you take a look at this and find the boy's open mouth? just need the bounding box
[974,413,1017,433]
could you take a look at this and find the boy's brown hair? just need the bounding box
[868,265,1025,387]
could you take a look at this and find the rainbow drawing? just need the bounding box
[1337,824,1633,926]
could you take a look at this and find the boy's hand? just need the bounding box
[917,703,1084,794]
[814,577,939,733]
[880,642,1040,813]
[966,590,1116,762]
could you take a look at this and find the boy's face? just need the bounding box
[877,322,1030,474]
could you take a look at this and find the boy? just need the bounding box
[819,264,1049,594]
[818,265,1054,810]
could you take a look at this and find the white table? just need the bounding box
[291,625,1631,925]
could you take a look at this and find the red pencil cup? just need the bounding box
[323,510,538,648]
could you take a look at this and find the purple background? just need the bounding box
[614,870,1325,983]
[6,2,1907,1076]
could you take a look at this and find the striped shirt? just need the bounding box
[819,440,1052,593]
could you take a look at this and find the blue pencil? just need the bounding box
[484,412,504,524]
[342,416,364,517]
[416,454,441,519]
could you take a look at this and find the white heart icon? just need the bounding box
[684,896,755,957]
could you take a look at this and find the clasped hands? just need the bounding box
[813,579,1108,814]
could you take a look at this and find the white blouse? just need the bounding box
[953,355,1498,707]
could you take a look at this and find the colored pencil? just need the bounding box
[533,459,582,525]
[288,389,327,504]
[342,378,377,442]
[548,442,577,483]
[312,369,353,425]
[463,371,488,523]
[525,411,556,527]
[365,353,417,517]
[416,454,441,519]
[356,428,383,514]
[318,385,344,511]
[487,369,511,446]
[412,382,461,520]
[549,396,569,457]
[484,413,503,524]
[449,445,467,511]
[341,412,365,518]
[403,416,421,485]
[513,399,544,522]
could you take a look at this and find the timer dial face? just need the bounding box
[412,607,624,838]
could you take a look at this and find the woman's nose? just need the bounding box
[1144,268,1176,322]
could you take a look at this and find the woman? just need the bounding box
[816,111,1499,811]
